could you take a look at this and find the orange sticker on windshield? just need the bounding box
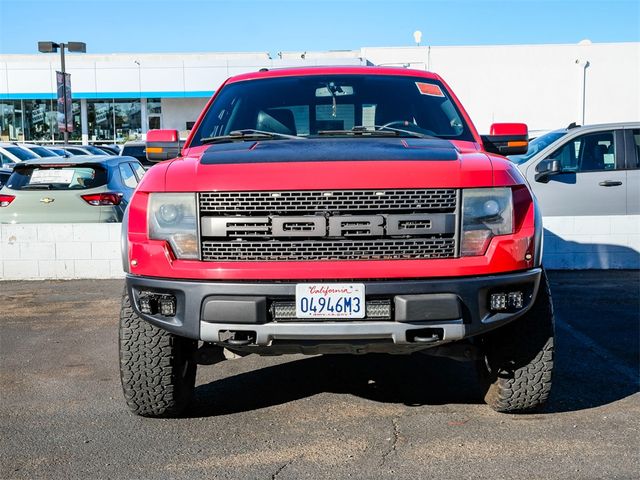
[416,82,444,97]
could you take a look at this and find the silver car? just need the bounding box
[0,142,40,168]
[0,155,145,223]
[511,122,640,216]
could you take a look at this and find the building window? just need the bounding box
[68,101,82,141]
[88,99,144,142]
[18,99,82,143]
[147,98,162,131]
[23,99,53,142]
[0,100,23,141]
[114,99,142,142]
[88,100,114,141]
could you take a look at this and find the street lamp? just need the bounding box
[413,30,422,47]
[37,41,87,144]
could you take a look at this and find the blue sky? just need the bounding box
[0,0,638,55]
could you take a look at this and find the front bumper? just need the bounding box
[126,268,542,354]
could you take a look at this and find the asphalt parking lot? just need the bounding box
[1,271,638,479]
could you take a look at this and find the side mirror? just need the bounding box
[534,159,561,183]
[481,123,529,156]
[146,129,180,162]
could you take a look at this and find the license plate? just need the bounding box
[295,283,365,319]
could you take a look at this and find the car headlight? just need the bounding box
[148,193,199,259]
[461,187,513,256]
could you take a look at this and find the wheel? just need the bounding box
[119,289,198,417]
[476,270,555,413]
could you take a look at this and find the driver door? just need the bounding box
[525,129,627,216]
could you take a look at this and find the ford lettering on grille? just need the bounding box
[198,189,459,262]
[201,214,454,238]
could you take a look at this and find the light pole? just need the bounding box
[413,30,422,47]
[37,41,86,144]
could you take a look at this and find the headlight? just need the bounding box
[461,188,513,256]
[148,193,199,259]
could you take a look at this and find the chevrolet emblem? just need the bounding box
[40,197,55,204]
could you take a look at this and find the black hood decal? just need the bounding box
[199,137,459,165]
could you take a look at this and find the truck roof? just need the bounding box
[227,65,443,84]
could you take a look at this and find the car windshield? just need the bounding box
[4,146,39,161]
[122,145,145,157]
[83,145,109,155]
[190,74,474,146]
[508,131,568,164]
[6,165,108,190]
[29,146,60,157]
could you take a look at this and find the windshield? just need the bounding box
[190,75,474,146]
[6,165,108,190]
[4,146,38,161]
[29,146,60,157]
[87,146,110,155]
[508,131,567,164]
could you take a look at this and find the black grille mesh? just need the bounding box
[201,238,456,262]
[199,189,457,214]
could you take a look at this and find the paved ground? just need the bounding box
[1,271,638,479]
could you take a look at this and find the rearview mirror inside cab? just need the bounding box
[482,123,529,156]
[534,159,562,183]
[146,129,181,162]
[315,83,354,97]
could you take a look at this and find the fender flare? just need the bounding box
[121,206,130,274]
[533,200,544,267]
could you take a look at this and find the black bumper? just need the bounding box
[126,269,542,345]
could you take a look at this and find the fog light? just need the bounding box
[366,301,392,319]
[508,291,524,309]
[490,293,507,311]
[139,295,153,314]
[158,296,176,316]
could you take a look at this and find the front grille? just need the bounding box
[198,189,459,262]
[200,189,457,214]
[201,238,456,262]
[271,299,392,321]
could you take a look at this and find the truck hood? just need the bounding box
[161,138,498,191]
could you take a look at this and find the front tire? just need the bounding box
[119,290,198,417]
[476,270,555,413]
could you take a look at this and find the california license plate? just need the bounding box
[295,283,365,319]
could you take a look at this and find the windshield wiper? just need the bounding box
[200,129,303,145]
[369,125,438,139]
[318,126,399,137]
[318,125,437,139]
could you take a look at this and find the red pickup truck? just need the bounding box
[119,66,554,417]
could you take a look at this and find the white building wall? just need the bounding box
[160,97,209,134]
[0,52,273,97]
[362,42,640,134]
[1,223,123,280]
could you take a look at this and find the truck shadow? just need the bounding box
[189,271,639,417]
[191,353,480,417]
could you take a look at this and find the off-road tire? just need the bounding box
[119,289,198,417]
[476,270,554,413]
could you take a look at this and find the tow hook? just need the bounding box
[408,327,444,344]
[219,330,256,346]
[414,333,441,343]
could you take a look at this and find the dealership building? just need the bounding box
[0,41,638,144]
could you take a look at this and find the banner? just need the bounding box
[56,71,73,132]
